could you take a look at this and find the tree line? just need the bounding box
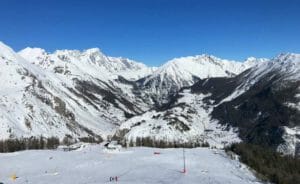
[0,137,60,152]
[226,143,300,184]
[0,136,102,153]
[121,136,210,148]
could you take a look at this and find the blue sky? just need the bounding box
[1,0,300,66]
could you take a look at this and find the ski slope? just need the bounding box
[0,144,262,184]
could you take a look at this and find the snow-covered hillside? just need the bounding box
[118,53,300,155]
[118,90,240,148]
[0,42,146,140]
[136,55,267,105]
[223,53,300,102]
[0,40,260,141]
[19,47,265,107]
[1,40,299,155]
[19,47,156,81]
[0,144,262,184]
[205,53,300,155]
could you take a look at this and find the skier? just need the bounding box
[109,176,118,182]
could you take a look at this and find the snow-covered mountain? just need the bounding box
[1,41,254,141]
[135,55,267,105]
[18,47,266,107]
[212,53,300,155]
[1,41,299,155]
[19,47,156,81]
[116,90,241,148]
[118,53,300,155]
[0,42,147,140]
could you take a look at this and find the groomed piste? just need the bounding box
[0,143,262,184]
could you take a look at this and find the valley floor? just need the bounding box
[0,144,262,184]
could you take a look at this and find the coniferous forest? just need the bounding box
[226,143,300,184]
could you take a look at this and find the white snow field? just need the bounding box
[0,144,262,184]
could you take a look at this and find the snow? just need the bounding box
[138,54,266,105]
[0,144,262,184]
[218,87,246,104]
[0,41,19,61]
[1,42,138,140]
[142,54,263,89]
[120,90,241,148]
[217,53,300,105]
[19,47,156,81]
[1,41,300,156]
[18,47,50,68]
[1,40,264,141]
[277,126,300,156]
[243,53,300,86]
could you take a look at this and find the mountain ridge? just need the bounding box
[1,41,299,156]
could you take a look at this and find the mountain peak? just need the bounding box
[168,54,223,64]
[0,41,17,61]
[275,53,300,62]
[19,47,46,54]
[243,57,268,66]
[19,47,47,58]
[155,54,247,80]
[18,47,51,67]
[245,57,258,61]
[84,48,102,55]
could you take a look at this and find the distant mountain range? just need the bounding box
[0,41,299,155]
